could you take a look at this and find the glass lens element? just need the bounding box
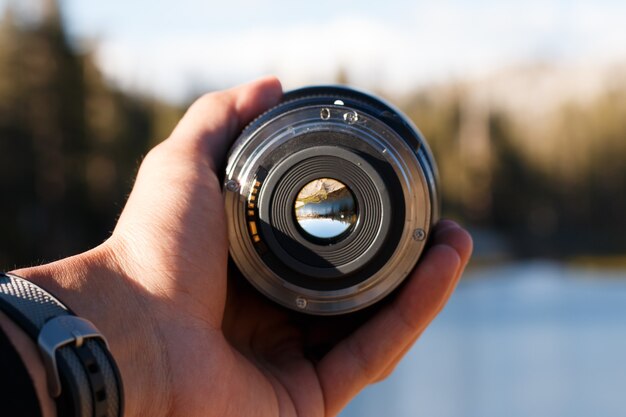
[294,178,357,240]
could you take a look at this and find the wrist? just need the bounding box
[12,242,171,417]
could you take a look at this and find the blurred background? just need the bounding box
[1,0,625,415]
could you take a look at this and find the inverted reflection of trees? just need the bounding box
[295,195,356,222]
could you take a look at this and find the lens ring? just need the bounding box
[257,144,396,282]
[274,158,380,265]
[224,86,437,315]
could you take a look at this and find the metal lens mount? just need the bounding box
[224,86,439,315]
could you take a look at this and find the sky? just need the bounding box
[4,0,626,103]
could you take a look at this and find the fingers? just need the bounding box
[373,222,473,381]
[316,221,472,416]
[434,220,473,267]
[168,76,283,170]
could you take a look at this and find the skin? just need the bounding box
[4,76,473,417]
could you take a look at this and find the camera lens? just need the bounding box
[294,178,357,241]
[224,86,439,315]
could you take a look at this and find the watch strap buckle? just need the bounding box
[38,315,109,398]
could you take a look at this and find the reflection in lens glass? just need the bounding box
[294,178,357,240]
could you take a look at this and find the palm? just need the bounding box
[222,279,326,416]
[220,263,405,417]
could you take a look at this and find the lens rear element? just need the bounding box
[294,178,357,241]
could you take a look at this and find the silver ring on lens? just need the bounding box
[224,86,439,315]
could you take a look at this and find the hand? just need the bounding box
[14,77,472,417]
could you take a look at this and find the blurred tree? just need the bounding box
[334,66,350,85]
[401,79,626,259]
[0,0,181,268]
[402,88,464,220]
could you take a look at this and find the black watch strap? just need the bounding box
[0,272,124,417]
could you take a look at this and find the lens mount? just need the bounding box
[224,86,439,315]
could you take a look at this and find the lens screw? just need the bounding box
[413,228,426,241]
[295,297,308,309]
[320,108,331,120]
[225,180,240,193]
[343,111,359,124]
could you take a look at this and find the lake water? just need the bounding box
[298,218,352,238]
[340,262,626,417]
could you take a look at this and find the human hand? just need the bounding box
[15,77,472,417]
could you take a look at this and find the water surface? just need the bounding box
[297,218,353,239]
[340,262,626,417]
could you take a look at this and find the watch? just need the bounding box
[0,272,124,417]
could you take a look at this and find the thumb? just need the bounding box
[169,76,283,171]
[114,76,283,234]
[109,77,282,296]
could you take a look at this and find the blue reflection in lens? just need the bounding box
[295,178,357,240]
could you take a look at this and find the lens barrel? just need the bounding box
[224,86,439,315]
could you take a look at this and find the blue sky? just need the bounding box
[4,0,626,102]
